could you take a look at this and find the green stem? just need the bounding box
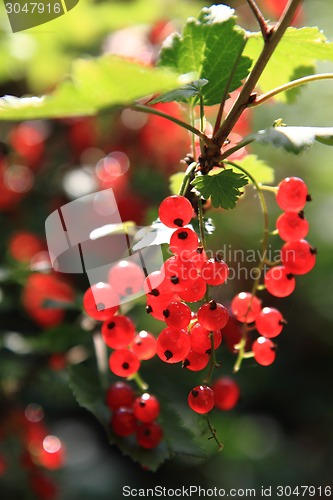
[197,196,206,250]
[178,162,197,196]
[224,160,269,372]
[132,103,209,144]
[129,371,149,392]
[206,414,224,451]
[250,73,333,107]
[220,137,255,161]
[190,105,197,161]
[259,185,278,193]
[92,331,109,391]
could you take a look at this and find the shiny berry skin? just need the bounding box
[184,246,207,270]
[133,393,160,422]
[201,256,229,286]
[255,307,285,338]
[146,292,179,321]
[156,327,191,363]
[106,382,135,410]
[252,337,276,366]
[276,211,309,242]
[131,331,157,360]
[281,239,316,275]
[163,301,191,329]
[170,228,198,256]
[101,315,135,349]
[276,177,308,212]
[212,377,240,411]
[264,265,295,297]
[158,195,193,228]
[178,276,207,302]
[108,260,145,296]
[197,300,229,330]
[83,282,119,321]
[231,292,262,323]
[183,350,209,371]
[189,322,222,354]
[143,270,168,295]
[136,421,163,449]
[111,407,137,437]
[109,349,140,377]
[188,385,215,414]
[162,256,198,292]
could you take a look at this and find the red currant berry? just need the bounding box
[136,421,163,449]
[111,407,137,437]
[109,349,140,377]
[163,301,191,329]
[276,177,308,212]
[281,239,316,275]
[144,270,168,295]
[108,260,145,296]
[255,307,285,338]
[146,292,179,321]
[162,256,198,292]
[212,377,240,411]
[83,283,119,321]
[252,337,276,366]
[200,256,229,286]
[184,246,207,271]
[231,292,262,323]
[182,350,209,371]
[101,315,135,349]
[158,195,193,228]
[188,385,214,414]
[156,327,191,363]
[9,231,45,263]
[189,322,222,354]
[133,393,160,422]
[264,266,295,297]
[106,382,135,410]
[276,211,309,242]
[169,228,199,256]
[178,276,207,302]
[197,300,229,330]
[131,331,157,360]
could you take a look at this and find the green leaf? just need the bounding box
[235,155,275,184]
[68,363,110,425]
[150,79,208,104]
[160,403,207,460]
[159,5,252,106]
[42,299,78,310]
[191,169,248,209]
[0,55,181,120]
[254,126,333,154]
[244,27,333,102]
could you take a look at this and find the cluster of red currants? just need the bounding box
[106,382,163,449]
[229,177,316,367]
[267,176,316,295]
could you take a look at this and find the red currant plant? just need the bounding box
[2,0,333,471]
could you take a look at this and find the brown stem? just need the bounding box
[246,0,270,40]
[213,0,303,150]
